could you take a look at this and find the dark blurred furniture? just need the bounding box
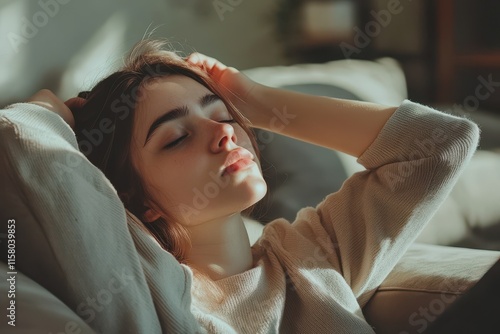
[436,0,500,112]
[276,0,436,106]
[276,0,500,113]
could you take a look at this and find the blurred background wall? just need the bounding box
[1,0,500,115]
[0,0,286,106]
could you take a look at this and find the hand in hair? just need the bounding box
[26,89,76,129]
[185,52,259,122]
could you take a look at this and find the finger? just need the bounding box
[186,52,226,72]
[186,52,201,64]
[186,52,212,65]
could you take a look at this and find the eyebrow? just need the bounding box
[143,93,222,146]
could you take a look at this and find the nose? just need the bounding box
[210,122,237,152]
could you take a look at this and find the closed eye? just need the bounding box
[163,135,188,149]
[163,119,235,150]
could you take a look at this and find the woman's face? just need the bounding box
[130,75,267,226]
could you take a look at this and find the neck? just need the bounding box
[186,213,253,280]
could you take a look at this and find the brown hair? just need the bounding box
[71,39,261,263]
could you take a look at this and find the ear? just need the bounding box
[142,208,161,222]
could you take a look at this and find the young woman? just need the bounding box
[2,39,479,333]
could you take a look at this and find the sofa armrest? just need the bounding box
[363,243,500,334]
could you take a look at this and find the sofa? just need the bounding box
[1,57,500,334]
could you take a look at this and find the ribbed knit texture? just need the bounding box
[0,100,479,333]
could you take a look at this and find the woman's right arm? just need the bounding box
[26,89,76,128]
[0,95,201,333]
[185,52,396,158]
[244,85,397,158]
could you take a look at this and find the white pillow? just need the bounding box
[243,57,408,106]
[415,150,500,246]
[450,150,500,228]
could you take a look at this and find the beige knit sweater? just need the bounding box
[0,100,479,333]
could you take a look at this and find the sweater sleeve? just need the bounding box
[288,100,480,307]
[0,103,202,333]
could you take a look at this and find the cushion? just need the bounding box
[242,57,408,105]
[0,262,96,333]
[415,150,500,248]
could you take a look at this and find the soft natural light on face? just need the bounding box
[58,11,127,99]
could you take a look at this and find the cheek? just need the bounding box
[149,155,192,183]
[146,151,204,197]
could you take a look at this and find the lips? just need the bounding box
[221,148,254,176]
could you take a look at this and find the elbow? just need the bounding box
[433,119,480,170]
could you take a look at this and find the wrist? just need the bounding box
[27,90,75,129]
[242,83,272,129]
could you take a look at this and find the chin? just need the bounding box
[178,173,267,225]
[252,179,268,203]
[245,172,267,195]
[221,176,266,211]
